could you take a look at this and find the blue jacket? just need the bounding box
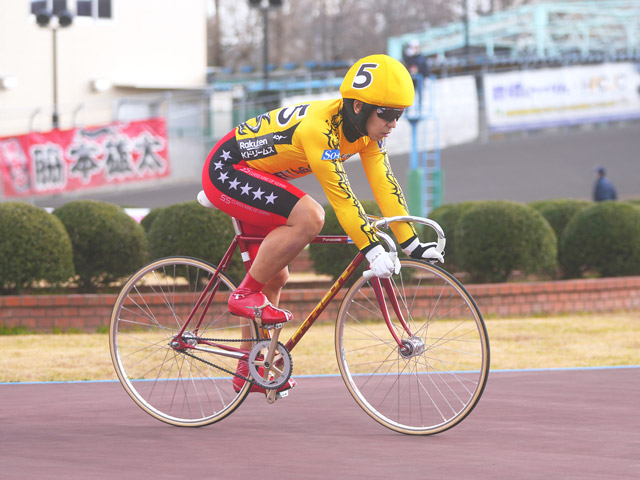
[593,177,617,202]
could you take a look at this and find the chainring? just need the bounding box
[247,340,292,390]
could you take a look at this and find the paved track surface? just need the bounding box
[2,367,638,479]
[32,123,640,209]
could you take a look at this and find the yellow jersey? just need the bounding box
[234,98,416,252]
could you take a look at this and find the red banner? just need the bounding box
[0,118,170,197]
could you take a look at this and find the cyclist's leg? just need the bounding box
[229,195,323,324]
[241,223,289,307]
[249,195,324,285]
[233,222,308,394]
[203,149,324,324]
[237,223,288,351]
[263,272,286,304]
[202,136,309,393]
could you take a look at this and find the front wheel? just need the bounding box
[110,256,258,427]
[335,259,490,435]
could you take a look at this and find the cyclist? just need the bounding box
[202,54,443,393]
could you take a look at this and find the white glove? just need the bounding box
[365,245,401,278]
[402,237,445,263]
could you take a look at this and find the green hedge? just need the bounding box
[5,195,638,298]
[559,202,640,278]
[147,201,244,282]
[456,201,557,283]
[140,207,164,233]
[528,199,591,240]
[53,200,147,292]
[0,202,74,294]
[309,200,381,282]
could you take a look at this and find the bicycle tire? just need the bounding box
[110,256,257,427]
[335,258,490,435]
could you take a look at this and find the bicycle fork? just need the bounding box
[370,276,425,358]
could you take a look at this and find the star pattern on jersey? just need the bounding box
[214,169,279,207]
[231,181,278,206]
[240,183,252,195]
[220,150,232,161]
[265,192,278,204]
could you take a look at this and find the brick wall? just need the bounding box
[1,276,639,332]
[466,276,640,317]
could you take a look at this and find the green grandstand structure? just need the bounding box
[390,0,640,217]
[388,1,640,67]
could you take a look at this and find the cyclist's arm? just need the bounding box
[305,140,381,254]
[360,141,417,245]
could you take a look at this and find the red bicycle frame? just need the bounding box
[173,218,410,353]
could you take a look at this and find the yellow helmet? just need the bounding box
[340,54,415,108]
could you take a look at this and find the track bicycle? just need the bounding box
[109,192,490,435]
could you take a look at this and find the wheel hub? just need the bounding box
[170,331,198,350]
[399,335,426,358]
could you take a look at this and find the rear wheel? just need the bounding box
[110,256,258,427]
[335,259,490,435]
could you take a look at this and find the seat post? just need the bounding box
[232,218,253,268]
[231,218,243,235]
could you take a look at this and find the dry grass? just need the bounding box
[0,334,115,383]
[486,313,640,370]
[1,313,638,383]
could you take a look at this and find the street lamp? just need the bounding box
[248,0,283,89]
[36,8,74,130]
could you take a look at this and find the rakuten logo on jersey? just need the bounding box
[238,133,277,160]
[238,137,269,150]
[321,149,340,161]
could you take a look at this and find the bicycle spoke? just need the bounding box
[110,257,253,427]
[336,259,489,435]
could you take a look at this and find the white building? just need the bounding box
[0,0,208,136]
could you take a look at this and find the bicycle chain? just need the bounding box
[176,335,265,386]
[179,349,256,385]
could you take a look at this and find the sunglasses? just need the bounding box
[376,107,405,122]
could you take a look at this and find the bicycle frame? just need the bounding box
[172,218,411,355]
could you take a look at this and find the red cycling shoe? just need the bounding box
[228,290,292,326]
[232,360,296,394]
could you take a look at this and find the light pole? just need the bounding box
[36,8,74,130]
[248,0,283,90]
[463,0,470,58]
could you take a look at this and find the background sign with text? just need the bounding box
[0,118,170,197]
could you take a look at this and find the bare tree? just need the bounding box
[207,0,519,70]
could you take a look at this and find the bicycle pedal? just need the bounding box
[261,322,284,330]
[264,388,290,404]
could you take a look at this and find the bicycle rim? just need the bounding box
[110,256,256,427]
[335,259,490,435]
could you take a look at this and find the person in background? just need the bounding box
[402,39,429,79]
[593,165,617,202]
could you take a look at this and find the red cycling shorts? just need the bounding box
[202,130,307,259]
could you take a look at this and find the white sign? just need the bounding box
[484,62,640,131]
